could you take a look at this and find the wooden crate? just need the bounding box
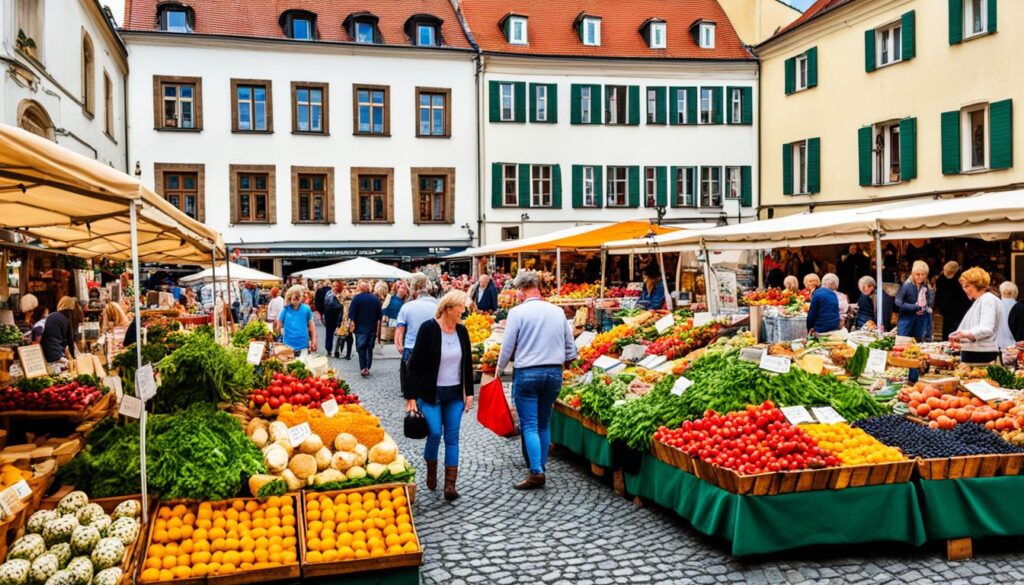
[552,401,583,423]
[580,417,607,437]
[298,483,423,578]
[0,392,115,425]
[649,440,696,475]
[137,504,205,585]
[916,453,1024,480]
[828,460,916,489]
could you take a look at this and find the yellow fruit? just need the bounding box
[402,541,419,552]
[140,568,160,583]
[158,570,174,582]
[338,547,355,560]
[191,564,208,577]
[172,566,191,579]
[307,551,322,563]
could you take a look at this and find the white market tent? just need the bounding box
[180,262,281,285]
[292,256,412,281]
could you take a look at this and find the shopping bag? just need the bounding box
[477,377,517,437]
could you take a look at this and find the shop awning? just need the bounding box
[179,262,281,285]
[448,221,690,258]
[292,257,413,281]
[874,190,1024,240]
[0,124,221,264]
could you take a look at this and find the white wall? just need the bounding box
[125,37,478,249]
[480,57,759,244]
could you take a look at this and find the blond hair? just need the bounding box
[285,285,306,303]
[803,273,820,289]
[436,290,469,319]
[959,267,991,290]
[57,296,79,313]
[912,260,930,276]
[103,302,129,327]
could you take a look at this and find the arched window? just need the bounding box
[18,100,54,140]
[82,32,95,114]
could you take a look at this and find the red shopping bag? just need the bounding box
[477,377,517,437]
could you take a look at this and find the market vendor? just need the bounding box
[41,296,79,362]
[638,264,667,310]
[950,267,1002,364]
[806,274,840,334]
[855,276,876,328]
[783,275,800,294]
[276,284,317,353]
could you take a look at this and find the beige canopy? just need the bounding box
[0,124,221,264]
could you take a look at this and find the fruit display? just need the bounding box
[898,382,1023,431]
[604,286,640,299]
[301,486,420,568]
[740,288,805,310]
[0,325,23,345]
[645,321,722,360]
[138,496,299,582]
[801,424,906,465]
[480,344,500,373]
[464,313,494,344]
[249,373,358,413]
[853,416,1024,458]
[0,379,105,412]
[0,464,34,490]
[573,325,637,373]
[547,283,599,301]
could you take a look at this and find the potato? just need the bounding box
[288,453,318,480]
[299,434,324,455]
[250,427,269,448]
[281,469,304,491]
[314,446,332,471]
[334,433,358,452]
[268,421,289,443]
[263,444,289,474]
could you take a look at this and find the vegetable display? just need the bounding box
[231,320,273,348]
[606,375,687,451]
[845,345,869,378]
[986,365,1024,389]
[853,416,1024,458]
[559,374,631,426]
[249,373,358,412]
[303,486,420,564]
[645,321,721,360]
[899,382,1023,430]
[0,324,23,345]
[155,330,255,413]
[0,379,104,411]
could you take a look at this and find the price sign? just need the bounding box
[247,342,266,366]
[637,355,667,370]
[17,345,48,379]
[10,480,31,500]
[759,354,792,374]
[136,364,157,402]
[781,405,815,425]
[811,406,846,424]
[0,480,31,516]
[118,395,142,419]
[692,312,713,327]
[574,331,597,350]
[321,398,339,418]
[671,376,693,396]
[104,376,124,400]
[592,355,622,372]
[654,314,675,334]
[619,344,647,363]
[75,353,96,376]
[288,422,312,448]
[581,371,594,385]
[865,349,888,375]
[964,381,1012,402]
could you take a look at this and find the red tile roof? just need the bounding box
[458,0,753,60]
[766,0,856,42]
[122,0,473,49]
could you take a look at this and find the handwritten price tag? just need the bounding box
[118,395,142,419]
[288,422,312,448]
[11,480,31,500]
[321,398,339,418]
[964,381,1012,402]
[671,376,693,396]
[247,342,266,366]
[865,349,888,375]
[759,354,792,374]
[0,488,20,517]
[136,364,157,402]
[654,314,675,334]
[811,406,846,424]
[781,405,814,425]
[574,331,596,350]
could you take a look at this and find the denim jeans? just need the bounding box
[419,390,464,467]
[355,333,375,370]
[898,314,924,340]
[512,366,563,475]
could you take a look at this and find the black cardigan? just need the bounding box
[405,319,474,403]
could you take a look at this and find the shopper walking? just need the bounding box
[935,261,970,341]
[348,280,382,376]
[313,281,330,320]
[806,274,841,335]
[265,287,284,326]
[337,290,354,360]
[275,285,317,353]
[950,268,1004,364]
[404,290,474,500]
[496,271,578,490]
[396,274,438,397]
[383,281,408,328]
[323,281,344,358]
[895,261,930,340]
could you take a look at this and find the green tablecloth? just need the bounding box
[310,567,420,585]
[919,476,1024,540]
[624,454,928,556]
[549,409,613,468]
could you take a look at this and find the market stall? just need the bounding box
[292,257,412,281]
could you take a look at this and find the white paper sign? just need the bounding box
[321,398,339,418]
[759,354,792,374]
[574,331,597,350]
[620,344,648,363]
[299,349,309,359]
[10,480,31,500]
[865,349,888,375]
[0,484,26,516]
[636,355,667,370]
[654,314,676,334]
[104,376,124,401]
[671,376,693,396]
[592,355,622,371]
[582,371,594,384]
[964,381,1013,402]
[781,405,815,425]
[693,312,713,327]
[288,422,312,448]
[136,364,157,402]
[847,339,860,349]
[811,406,847,424]
[247,341,266,366]
[118,395,142,419]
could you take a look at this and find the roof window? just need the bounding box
[280,10,317,40]
[575,14,601,47]
[690,19,716,49]
[157,2,194,33]
[640,18,667,49]
[405,14,443,47]
[344,12,381,44]
[500,14,528,45]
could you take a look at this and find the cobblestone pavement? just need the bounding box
[322,338,1024,585]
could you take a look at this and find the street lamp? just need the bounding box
[460,222,475,243]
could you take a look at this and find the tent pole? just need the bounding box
[599,249,607,299]
[702,244,715,315]
[517,252,522,274]
[657,249,673,311]
[629,252,634,280]
[211,251,219,344]
[225,249,233,333]
[675,252,682,299]
[556,248,562,291]
[875,224,884,335]
[757,250,764,289]
[129,200,149,525]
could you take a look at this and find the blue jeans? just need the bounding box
[512,366,563,475]
[419,392,464,467]
[898,314,924,339]
[355,333,375,370]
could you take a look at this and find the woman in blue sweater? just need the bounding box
[806,273,841,334]
[855,276,877,328]
[895,261,930,339]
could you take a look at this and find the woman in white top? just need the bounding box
[265,287,285,325]
[950,267,1005,364]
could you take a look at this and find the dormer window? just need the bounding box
[700,23,716,48]
[640,18,667,49]
[356,22,374,43]
[405,14,443,47]
[501,14,528,45]
[576,14,601,46]
[417,24,436,46]
[280,10,317,40]
[344,12,381,44]
[157,2,193,33]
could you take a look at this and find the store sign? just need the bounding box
[654,314,675,334]
[759,354,792,374]
[964,381,1012,402]
[671,376,693,396]
[17,345,47,379]
[811,406,846,424]
[321,398,339,418]
[247,342,266,366]
[118,395,142,419]
[136,364,157,402]
[865,349,888,375]
[288,422,312,448]
[574,331,596,350]
[781,406,814,425]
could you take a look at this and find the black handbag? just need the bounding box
[404,410,429,440]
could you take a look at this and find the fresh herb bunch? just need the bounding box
[846,345,869,377]
[0,324,24,345]
[15,376,57,393]
[155,329,255,412]
[231,320,272,348]
[868,336,895,350]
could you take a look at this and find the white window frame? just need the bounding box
[700,167,722,207]
[581,86,592,123]
[730,88,742,124]
[583,166,596,207]
[675,89,687,124]
[509,17,528,45]
[606,166,628,207]
[699,87,713,124]
[795,54,808,91]
[699,23,716,49]
[355,21,376,44]
[531,165,552,207]
[606,85,624,125]
[675,167,696,207]
[500,83,514,122]
[645,167,657,207]
[962,103,989,172]
[965,0,989,38]
[416,24,436,46]
[583,18,601,46]
[872,121,902,185]
[502,164,518,206]
[647,89,657,124]
[725,167,742,200]
[793,141,809,195]
[535,85,547,122]
[650,23,666,49]
[876,21,902,68]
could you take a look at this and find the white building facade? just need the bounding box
[0,0,127,169]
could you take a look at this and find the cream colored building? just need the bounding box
[718,0,802,45]
[758,0,1020,218]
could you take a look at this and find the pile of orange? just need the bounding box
[303,487,419,563]
[139,497,298,582]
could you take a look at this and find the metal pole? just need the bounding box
[757,250,764,289]
[875,225,884,334]
[657,249,673,311]
[128,200,148,525]
[225,250,233,332]
[702,244,716,315]
[211,251,218,344]
[599,249,607,299]
[675,252,683,298]
[517,252,522,274]
[556,248,562,291]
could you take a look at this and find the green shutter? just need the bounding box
[655,166,667,207]
[669,166,680,207]
[685,87,697,125]
[726,87,737,124]
[669,87,681,125]
[571,165,583,208]
[491,163,503,208]
[785,57,795,95]
[570,84,582,124]
[858,127,873,186]
[941,110,962,174]
[711,87,723,124]
[807,137,821,194]
[488,81,500,122]
[864,29,876,72]
[806,47,818,88]
[547,83,558,123]
[740,166,752,207]
[590,85,603,125]
[627,166,640,208]
[648,86,666,124]
[949,0,964,44]
[988,0,997,33]
[741,87,753,125]
[594,166,604,207]
[628,85,640,125]
[518,163,531,207]
[901,11,916,60]
[514,82,526,123]
[990,99,1013,170]
[900,117,918,180]
[552,165,562,208]
[782,144,794,195]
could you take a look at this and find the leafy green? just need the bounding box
[257,479,287,500]
[308,466,417,492]
[869,336,895,350]
[846,344,869,377]
[286,361,310,379]
[232,321,272,348]
[0,324,23,345]
[987,365,1024,389]
[155,329,254,412]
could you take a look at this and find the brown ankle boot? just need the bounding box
[514,473,545,490]
[426,460,438,491]
[443,466,459,501]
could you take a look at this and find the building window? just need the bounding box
[876,21,902,68]
[699,23,716,49]
[351,168,393,223]
[795,54,808,91]
[871,121,901,184]
[297,174,326,222]
[700,167,722,207]
[606,166,628,207]
[675,89,687,124]
[500,83,514,121]
[354,85,389,135]
[417,175,447,222]
[965,0,989,38]
[725,167,742,200]
[232,80,271,132]
[581,86,592,123]
[509,16,527,44]
[292,83,327,134]
[416,88,449,137]
[531,166,552,207]
[285,14,314,40]
[155,76,201,130]
[675,167,695,207]
[502,164,518,206]
[238,173,270,222]
[355,21,376,43]
[582,17,601,46]
[699,88,713,124]
[644,167,657,207]
[647,89,658,124]
[650,22,666,49]
[730,89,742,124]
[534,85,548,122]
[16,0,43,59]
[964,105,988,171]
[103,72,113,137]
[501,226,520,241]
[606,85,626,125]
[582,166,596,207]
[358,175,386,221]
[793,141,809,194]
[163,172,198,219]
[417,24,437,46]
[159,7,192,32]
[82,34,94,115]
